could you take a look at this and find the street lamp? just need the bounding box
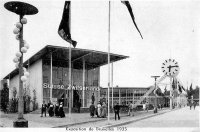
[4,1,38,127]
[151,76,160,113]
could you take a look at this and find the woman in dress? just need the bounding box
[101,102,107,118]
[48,103,54,117]
[59,102,65,118]
[89,102,95,118]
[54,102,59,117]
[97,102,102,117]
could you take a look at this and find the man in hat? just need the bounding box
[114,102,120,120]
[59,102,65,118]
[41,101,47,117]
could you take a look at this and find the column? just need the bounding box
[98,67,100,105]
[50,52,52,102]
[82,58,85,107]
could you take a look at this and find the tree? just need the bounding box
[193,86,199,100]
[0,82,9,112]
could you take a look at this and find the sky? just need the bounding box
[0,0,200,92]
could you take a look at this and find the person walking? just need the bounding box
[114,102,120,120]
[59,102,65,118]
[54,102,59,117]
[193,101,197,110]
[143,103,146,111]
[189,100,193,110]
[128,102,132,116]
[146,102,149,112]
[97,102,102,117]
[48,103,54,117]
[41,101,47,117]
[91,93,95,104]
[101,102,107,118]
[89,102,95,118]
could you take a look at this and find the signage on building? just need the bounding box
[43,83,100,91]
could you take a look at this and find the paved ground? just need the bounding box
[122,106,199,127]
[0,110,129,128]
[67,106,199,129]
[0,108,160,128]
[0,106,199,129]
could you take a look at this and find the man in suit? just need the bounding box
[41,101,47,117]
[114,102,120,120]
[91,93,95,104]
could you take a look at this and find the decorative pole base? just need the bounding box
[13,119,28,128]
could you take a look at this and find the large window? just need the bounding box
[42,59,100,107]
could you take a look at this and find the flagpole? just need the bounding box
[68,1,72,117]
[69,42,72,117]
[111,62,113,109]
[50,52,53,103]
[107,0,111,123]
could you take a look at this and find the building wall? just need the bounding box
[28,59,43,107]
[9,59,43,107]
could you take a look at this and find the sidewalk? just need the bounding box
[65,108,174,128]
[0,107,172,128]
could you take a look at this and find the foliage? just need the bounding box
[9,98,18,113]
[0,82,9,112]
[187,85,199,99]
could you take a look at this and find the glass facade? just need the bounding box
[42,59,100,107]
[100,88,149,106]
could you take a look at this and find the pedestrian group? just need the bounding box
[41,101,65,118]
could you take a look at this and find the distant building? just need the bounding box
[101,86,151,105]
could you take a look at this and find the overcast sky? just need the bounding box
[0,0,199,91]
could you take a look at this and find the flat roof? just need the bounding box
[101,87,150,90]
[4,45,128,79]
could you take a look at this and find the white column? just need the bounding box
[98,67,100,105]
[82,59,85,107]
[111,63,113,108]
[50,52,53,102]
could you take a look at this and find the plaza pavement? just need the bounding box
[0,107,194,128]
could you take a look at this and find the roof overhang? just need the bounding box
[4,45,128,79]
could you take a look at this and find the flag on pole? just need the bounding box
[121,1,143,39]
[189,83,193,91]
[178,84,182,93]
[181,86,185,91]
[58,1,77,48]
[172,78,176,90]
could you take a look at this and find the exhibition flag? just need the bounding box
[121,1,143,39]
[58,1,77,48]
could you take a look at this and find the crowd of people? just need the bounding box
[41,101,65,118]
[89,101,107,118]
